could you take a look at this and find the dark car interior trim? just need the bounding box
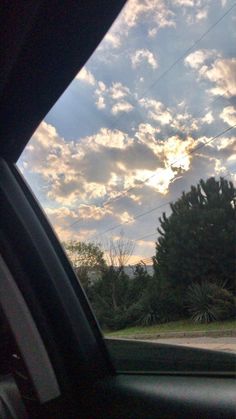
[0,158,113,383]
[0,0,126,162]
[0,254,60,403]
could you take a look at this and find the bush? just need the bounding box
[186,281,236,323]
[138,282,183,326]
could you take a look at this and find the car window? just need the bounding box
[17,0,236,373]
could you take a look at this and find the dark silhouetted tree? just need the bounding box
[154,177,236,293]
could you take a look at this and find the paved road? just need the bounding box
[149,336,236,353]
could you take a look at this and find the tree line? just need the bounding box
[65,177,236,330]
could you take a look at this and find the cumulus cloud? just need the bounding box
[202,58,236,97]
[220,106,236,126]
[140,98,172,124]
[76,67,95,85]
[196,8,208,21]
[112,100,133,115]
[95,81,131,112]
[99,0,175,51]
[103,32,121,48]
[96,96,106,109]
[20,119,236,250]
[122,0,175,30]
[201,111,214,125]
[22,119,200,217]
[148,28,158,37]
[138,98,208,134]
[186,54,236,98]
[22,122,163,208]
[172,0,194,6]
[131,49,158,69]
[184,49,218,70]
[109,82,130,99]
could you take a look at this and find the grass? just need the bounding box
[105,318,236,337]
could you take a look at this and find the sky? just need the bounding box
[18,0,236,265]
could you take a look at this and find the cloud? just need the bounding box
[95,81,132,112]
[103,32,121,48]
[94,81,106,108]
[172,0,194,6]
[139,99,207,134]
[196,8,208,21]
[201,111,214,125]
[96,96,106,109]
[131,49,158,69]
[112,100,133,115]
[220,106,236,126]
[122,0,175,30]
[99,0,175,51]
[77,204,112,221]
[20,120,236,252]
[185,53,236,98]
[140,98,172,124]
[172,1,209,25]
[148,28,158,37]
[202,58,236,97]
[22,119,198,216]
[109,82,130,99]
[76,67,95,85]
[184,49,217,70]
[161,135,195,171]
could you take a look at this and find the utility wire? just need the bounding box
[70,122,235,229]
[126,169,236,244]
[69,89,234,229]
[141,2,236,97]
[69,2,236,229]
[106,3,235,138]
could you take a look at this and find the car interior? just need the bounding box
[0,1,236,418]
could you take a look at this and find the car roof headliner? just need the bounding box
[0,0,126,162]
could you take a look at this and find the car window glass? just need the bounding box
[17,0,236,372]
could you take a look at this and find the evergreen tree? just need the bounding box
[154,177,236,292]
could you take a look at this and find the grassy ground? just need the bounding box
[105,319,236,337]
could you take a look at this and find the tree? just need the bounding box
[89,234,136,330]
[104,233,135,311]
[105,233,135,271]
[64,241,106,292]
[154,177,236,293]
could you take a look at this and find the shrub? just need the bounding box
[138,283,183,326]
[186,281,235,323]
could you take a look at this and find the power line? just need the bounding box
[141,2,236,97]
[98,169,236,268]
[106,3,235,136]
[70,122,236,229]
[82,124,236,239]
[126,169,236,244]
[89,201,170,241]
[69,4,235,229]
[134,232,157,242]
